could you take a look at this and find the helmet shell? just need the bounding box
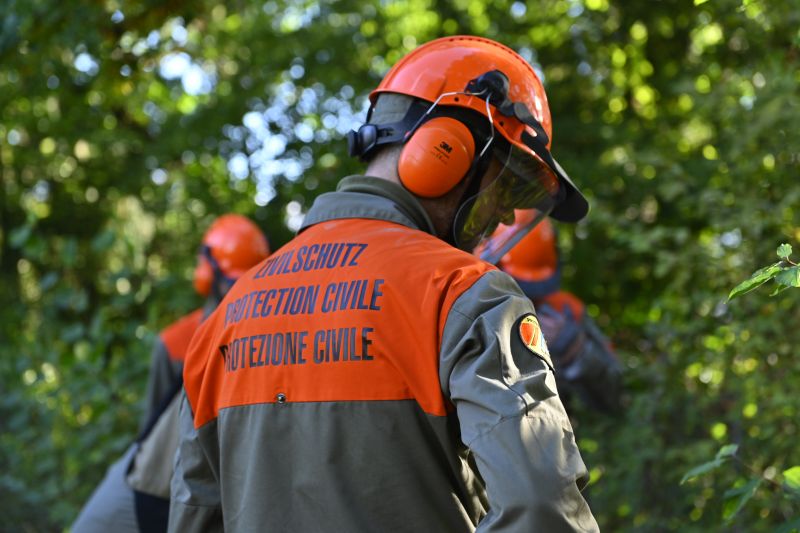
[372,35,553,150]
[497,212,558,283]
[193,214,270,296]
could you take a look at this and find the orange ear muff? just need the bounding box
[193,258,213,297]
[398,117,476,198]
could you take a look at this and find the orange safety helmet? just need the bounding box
[373,36,554,149]
[193,214,270,296]
[349,35,588,223]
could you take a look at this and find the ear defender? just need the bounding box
[193,257,213,297]
[398,117,476,198]
[347,124,379,158]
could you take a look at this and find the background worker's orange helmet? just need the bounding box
[193,214,270,296]
[486,209,561,298]
[499,216,557,282]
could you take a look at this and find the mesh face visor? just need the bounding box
[452,142,558,253]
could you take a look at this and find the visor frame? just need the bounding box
[451,162,558,252]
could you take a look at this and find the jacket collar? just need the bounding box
[300,175,436,235]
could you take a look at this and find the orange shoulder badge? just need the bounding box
[519,314,551,361]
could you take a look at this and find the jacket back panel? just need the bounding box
[183,218,493,531]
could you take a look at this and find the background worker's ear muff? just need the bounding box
[398,117,476,198]
[193,257,213,297]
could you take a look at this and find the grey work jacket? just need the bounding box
[169,176,599,532]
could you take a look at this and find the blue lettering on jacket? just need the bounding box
[252,242,368,278]
[220,327,374,373]
[225,285,321,326]
[220,331,309,372]
[312,327,375,363]
[320,279,385,313]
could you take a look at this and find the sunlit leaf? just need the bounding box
[775,266,800,288]
[784,466,800,491]
[728,263,783,300]
[716,443,739,459]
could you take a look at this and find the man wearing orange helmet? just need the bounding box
[483,210,623,414]
[170,36,598,532]
[72,214,269,533]
[141,214,273,428]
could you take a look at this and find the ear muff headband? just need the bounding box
[398,117,476,198]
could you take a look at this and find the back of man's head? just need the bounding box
[346,35,589,252]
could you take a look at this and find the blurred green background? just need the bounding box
[1,0,799,530]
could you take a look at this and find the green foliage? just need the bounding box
[722,478,761,522]
[730,244,800,299]
[681,444,738,484]
[681,442,798,527]
[677,242,800,528]
[784,467,800,493]
[1,0,799,531]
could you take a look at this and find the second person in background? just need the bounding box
[72,214,269,533]
[483,210,623,415]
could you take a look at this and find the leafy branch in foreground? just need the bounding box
[681,444,800,525]
[729,243,800,300]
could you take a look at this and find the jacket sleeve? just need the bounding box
[439,270,599,533]
[140,337,182,431]
[168,391,223,533]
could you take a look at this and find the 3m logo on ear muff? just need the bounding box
[398,117,476,198]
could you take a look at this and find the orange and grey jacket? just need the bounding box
[140,308,204,430]
[169,176,598,532]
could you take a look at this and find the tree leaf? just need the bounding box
[681,444,738,484]
[681,458,723,484]
[777,243,793,260]
[783,466,800,491]
[775,266,800,288]
[716,444,739,459]
[728,263,783,300]
[770,284,791,297]
[722,478,761,521]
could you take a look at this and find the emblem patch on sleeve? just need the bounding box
[519,314,551,360]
